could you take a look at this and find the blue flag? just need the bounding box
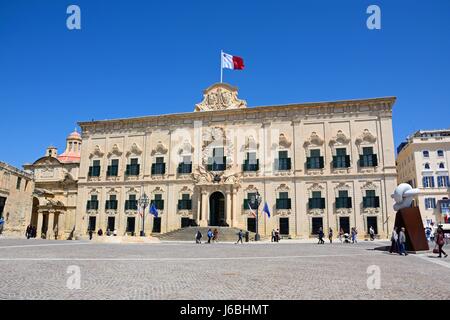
[262,202,271,218]
[149,203,159,218]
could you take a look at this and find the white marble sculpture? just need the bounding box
[391,183,420,211]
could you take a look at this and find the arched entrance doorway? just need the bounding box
[209,192,225,226]
[30,197,39,227]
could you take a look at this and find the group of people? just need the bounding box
[317,226,371,244]
[195,228,220,244]
[25,224,38,239]
[88,228,118,240]
[271,229,281,242]
[390,225,448,258]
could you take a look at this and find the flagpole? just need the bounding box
[220,50,223,83]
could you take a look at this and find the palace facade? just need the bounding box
[73,83,397,239]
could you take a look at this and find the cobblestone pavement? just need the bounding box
[0,238,449,300]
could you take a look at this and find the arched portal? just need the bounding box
[30,197,39,227]
[209,192,225,226]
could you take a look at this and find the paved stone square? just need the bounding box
[0,238,449,300]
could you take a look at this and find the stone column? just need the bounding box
[47,211,55,240]
[200,191,208,227]
[58,213,65,240]
[36,211,44,239]
[225,191,232,226]
[196,191,201,225]
[231,190,238,228]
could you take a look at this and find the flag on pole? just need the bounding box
[262,202,271,218]
[138,205,143,218]
[247,202,256,217]
[222,52,245,70]
[149,203,159,218]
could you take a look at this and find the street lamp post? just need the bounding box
[251,191,262,241]
[138,193,149,237]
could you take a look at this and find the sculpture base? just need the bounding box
[394,207,429,252]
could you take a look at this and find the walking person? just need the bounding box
[338,228,344,243]
[235,230,244,244]
[271,229,276,242]
[207,228,213,244]
[398,227,408,256]
[389,227,399,253]
[435,226,448,258]
[26,224,32,239]
[328,228,333,244]
[369,226,375,241]
[97,228,103,237]
[275,229,280,242]
[318,227,325,244]
[88,229,93,240]
[195,230,202,244]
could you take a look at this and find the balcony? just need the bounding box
[151,199,165,210]
[275,158,291,171]
[243,199,259,210]
[86,200,99,210]
[88,166,101,177]
[306,156,324,170]
[363,196,380,208]
[151,163,166,175]
[243,159,259,172]
[359,154,378,167]
[335,197,352,209]
[276,198,292,210]
[105,200,118,210]
[332,155,351,169]
[207,157,226,172]
[308,198,325,209]
[106,165,119,177]
[124,200,138,210]
[125,164,140,176]
[178,163,192,174]
[177,199,192,210]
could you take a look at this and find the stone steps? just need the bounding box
[154,227,262,242]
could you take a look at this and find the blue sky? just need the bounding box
[0,0,449,168]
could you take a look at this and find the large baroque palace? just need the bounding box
[26,83,398,239]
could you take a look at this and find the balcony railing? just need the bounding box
[276,198,292,210]
[151,199,165,210]
[88,166,101,177]
[124,200,138,210]
[308,198,326,209]
[151,163,166,175]
[125,164,140,176]
[275,158,291,171]
[106,165,119,177]
[363,196,380,208]
[178,163,192,174]
[306,156,324,169]
[359,154,378,167]
[177,199,192,210]
[243,199,259,210]
[243,159,259,172]
[86,200,99,210]
[332,155,351,169]
[335,197,352,209]
[105,200,118,210]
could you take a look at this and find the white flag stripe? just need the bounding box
[222,53,234,69]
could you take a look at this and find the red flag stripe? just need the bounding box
[232,56,244,70]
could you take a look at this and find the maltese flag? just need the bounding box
[222,52,245,70]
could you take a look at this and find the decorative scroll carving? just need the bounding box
[355,129,377,146]
[202,127,234,168]
[107,144,122,158]
[151,141,168,156]
[89,145,104,159]
[195,83,247,112]
[329,130,350,147]
[178,140,194,155]
[126,143,142,157]
[278,133,292,149]
[304,132,324,148]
